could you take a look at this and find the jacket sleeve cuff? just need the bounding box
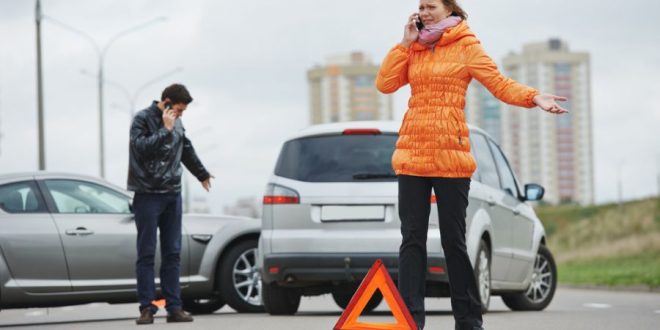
[195,171,210,182]
[525,89,540,108]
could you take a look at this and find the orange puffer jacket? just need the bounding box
[376,21,539,178]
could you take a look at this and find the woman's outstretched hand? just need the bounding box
[401,13,420,48]
[533,94,569,114]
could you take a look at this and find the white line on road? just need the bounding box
[654,310,660,314]
[24,311,45,317]
[583,303,612,309]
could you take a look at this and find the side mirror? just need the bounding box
[524,184,545,201]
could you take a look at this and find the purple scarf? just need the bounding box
[418,16,462,48]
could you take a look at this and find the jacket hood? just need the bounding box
[411,20,475,51]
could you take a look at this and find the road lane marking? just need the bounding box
[583,303,612,309]
[654,310,660,314]
[25,311,45,317]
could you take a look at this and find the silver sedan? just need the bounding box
[0,172,263,314]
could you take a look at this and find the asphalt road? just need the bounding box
[0,287,658,329]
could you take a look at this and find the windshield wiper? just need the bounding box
[353,173,397,180]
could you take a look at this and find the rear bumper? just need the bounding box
[261,253,448,284]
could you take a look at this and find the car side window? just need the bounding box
[470,133,500,189]
[488,139,519,198]
[44,180,131,214]
[0,181,48,213]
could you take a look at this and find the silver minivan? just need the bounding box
[258,121,557,315]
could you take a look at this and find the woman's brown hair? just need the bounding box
[442,0,468,20]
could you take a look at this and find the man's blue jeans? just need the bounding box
[133,192,183,313]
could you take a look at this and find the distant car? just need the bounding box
[0,172,262,314]
[258,121,557,315]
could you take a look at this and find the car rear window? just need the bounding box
[274,134,398,182]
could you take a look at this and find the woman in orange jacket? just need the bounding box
[376,1,568,329]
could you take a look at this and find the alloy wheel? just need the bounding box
[478,249,491,305]
[232,247,262,306]
[525,253,553,303]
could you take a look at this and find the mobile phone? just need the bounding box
[415,14,424,30]
[165,101,172,110]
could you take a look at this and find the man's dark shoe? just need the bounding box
[166,309,194,323]
[136,308,154,325]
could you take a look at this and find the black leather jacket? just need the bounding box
[127,101,209,193]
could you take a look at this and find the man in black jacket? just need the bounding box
[128,84,212,324]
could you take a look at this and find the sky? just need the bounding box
[1,0,659,213]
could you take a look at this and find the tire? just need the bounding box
[182,298,225,314]
[332,289,383,313]
[219,239,265,313]
[501,245,557,311]
[474,239,492,313]
[262,281,301,315]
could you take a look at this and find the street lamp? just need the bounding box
[128,67,183,115]
[35,0,45,170]
[42,14,167,178]
[81,67,182,117]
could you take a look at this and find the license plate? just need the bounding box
[320,205,385,222]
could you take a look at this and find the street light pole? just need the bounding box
[35,0,46,170]
[98,59,106,177]
[42,15,166,178]
[129,67,183,115]
[95,17,166,178]
[81,67,182,117]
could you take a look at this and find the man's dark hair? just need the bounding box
[161,83,193,105]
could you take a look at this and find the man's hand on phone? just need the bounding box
[163,109,176,131]
[201,175,215,192]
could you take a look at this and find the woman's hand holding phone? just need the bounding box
[401,13,421,48]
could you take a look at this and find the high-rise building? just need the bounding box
[465,81,502,144]
[499,39,594,205]
[308,52,393,124]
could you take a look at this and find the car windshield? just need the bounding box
[274,134,398,182]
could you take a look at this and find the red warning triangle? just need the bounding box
[333,259,418,330]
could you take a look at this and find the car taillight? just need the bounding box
[263,196,299,204]
[429,266,445,274]
[263,184,300,205]
[342,128,382,135]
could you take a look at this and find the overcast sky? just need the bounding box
[1,0,659,212]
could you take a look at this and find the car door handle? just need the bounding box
[65,227,95,236]
[486,197,496,207]
[513,209,521,216]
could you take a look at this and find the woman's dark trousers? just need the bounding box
[398,175,483,330]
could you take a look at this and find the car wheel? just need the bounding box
[474,239,491,313]
[219,239,265,313]
[182,298,225,314]
[502,245,557,311]
[332,288,383,313]
[262,281,301,315]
